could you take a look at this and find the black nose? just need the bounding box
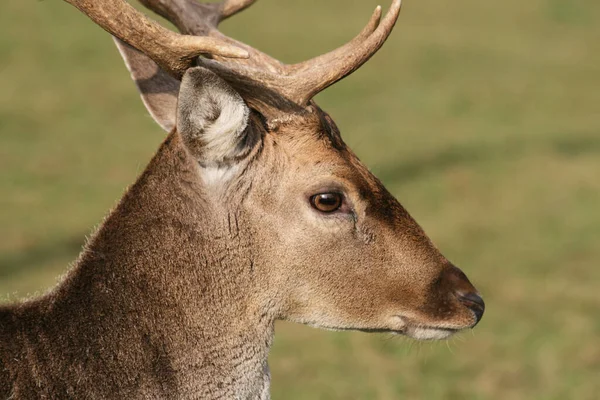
[457,292,485,326]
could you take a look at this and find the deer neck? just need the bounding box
[49,132,274,398]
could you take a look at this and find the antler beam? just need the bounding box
[63,0,249,78]
[113,0,402,108]
[138,0,285,73]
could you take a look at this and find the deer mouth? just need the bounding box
[388,316,467,341]
[354,325,459,340]
[401,325,459,340]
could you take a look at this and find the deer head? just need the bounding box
[65,0,484,340]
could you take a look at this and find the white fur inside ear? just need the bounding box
[177,68,252,165]
[198,92,250,163]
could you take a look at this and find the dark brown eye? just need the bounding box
[310,193,343,213]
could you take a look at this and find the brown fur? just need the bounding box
[0,63,483,398]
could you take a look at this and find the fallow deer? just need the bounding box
[0,0,485,398]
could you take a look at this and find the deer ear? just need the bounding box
[113,38,179,132]
[176,67,251,165]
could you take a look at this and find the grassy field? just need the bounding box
[2,0,599,398]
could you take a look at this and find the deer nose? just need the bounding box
[456,291,485,325]
[440,265,485,326]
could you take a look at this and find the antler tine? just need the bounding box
[64,0,248,79]
[138,0,256,31]
[139,0,284,73]
[283,6,382,77]
[221,0,258,20]
[132,0,402,112]
[346,6,384,49]
[139,0,284,76]
[287,0,402,105]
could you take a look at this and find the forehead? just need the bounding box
[272,110,379,195]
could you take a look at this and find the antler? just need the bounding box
[63,0,249,78]
[138,0,402,108]
[138,0,285,72]
[287,1,402,105]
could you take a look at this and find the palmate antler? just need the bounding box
[66,0,402,111]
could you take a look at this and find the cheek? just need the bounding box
[355,222,375,244]
[283,206,357,246]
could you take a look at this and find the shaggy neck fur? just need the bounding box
[0,132,274,400]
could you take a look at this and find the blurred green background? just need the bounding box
[1,0,599,398]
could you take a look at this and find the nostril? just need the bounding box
[457,292,485,325]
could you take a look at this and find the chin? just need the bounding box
[403,325,459,340]
[385,315,469,341]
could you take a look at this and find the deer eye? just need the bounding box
[310,193,343,213]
